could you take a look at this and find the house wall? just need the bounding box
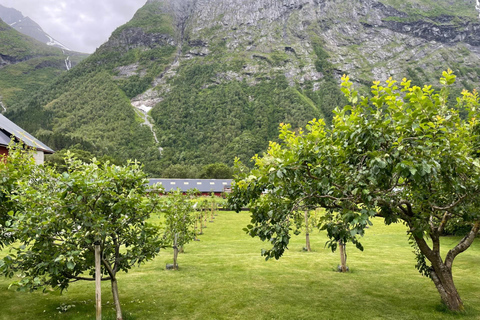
[33,151,44,165]
[0,146,8,159]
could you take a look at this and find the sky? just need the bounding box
[0,0,147,53]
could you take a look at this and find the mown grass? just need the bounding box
[1,211,479,319]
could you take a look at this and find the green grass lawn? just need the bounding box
[1,211,479,319]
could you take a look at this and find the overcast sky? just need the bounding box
[0,0,147,53]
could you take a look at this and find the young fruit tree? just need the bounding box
[0,154,164,320]
[228,70,480,311]
[162,189,196,270]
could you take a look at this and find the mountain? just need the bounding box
[0,18,88,112]
[0,4,70,50]
[5,0,480,176]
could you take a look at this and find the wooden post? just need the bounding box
[339,240,347,272]
[210,201,214,222]
[95,242,102,320]
[304,210,311,252]
[203,208,208,228]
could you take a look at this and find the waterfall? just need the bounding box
[477,0,480,18]
[65,56,71,71]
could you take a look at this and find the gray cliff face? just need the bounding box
[105,27,176,51]
[185,0,480,82]
[103,0,480,100]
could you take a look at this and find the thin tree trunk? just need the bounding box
[194,219,198,240]
[210,201,214,221]
[95,243,102,320]
[110,278,123,320]
[304,210,311,252]
[339,240,347,272]
[173,233,179,270]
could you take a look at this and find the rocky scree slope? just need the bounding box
[6,0,480,175]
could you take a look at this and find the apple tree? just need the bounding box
[229,70,480,311]
[1,154,164,320]
[161,189,196,269]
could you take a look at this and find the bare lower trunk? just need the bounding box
[430,265,464,311]
[304,210,311,252]
[339,240,347,272]
[173,233,179,270]
[110,278,123,320]
[411,223,480,312]
[173,246,179,269]
[95,244,102,320]
[210,202,215,221]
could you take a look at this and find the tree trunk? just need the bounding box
[304,210,311,252]
[110,278,123,320]
[211,202,214,221]
[173,233,179,270]
[95,243,102,320]
[339,240,347,272]
[430,264,464,311]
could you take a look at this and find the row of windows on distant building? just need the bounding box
[169,181,229,185]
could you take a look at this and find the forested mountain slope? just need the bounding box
[5,0,480,175]
[0,19,87,110]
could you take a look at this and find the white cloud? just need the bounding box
[0,0,147,53]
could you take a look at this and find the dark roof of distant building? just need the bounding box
[0,114,54,153]
[148,179,232,193]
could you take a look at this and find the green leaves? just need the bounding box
[230,70,480,269]
[1,153,164,292]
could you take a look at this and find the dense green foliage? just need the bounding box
[229,71,480,311]
[0,144,36,248]
[152,62,324,167]
[0,20,87,106]
[111,2,175,37]
[6,71,162,173]
[0,152,164,319]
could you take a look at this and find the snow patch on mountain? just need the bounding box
[46,34,71,51]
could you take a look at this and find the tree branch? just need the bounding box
[431,194,467,211]
[438,212,452,234]
[445,221,480,269]
[398,200,414,217]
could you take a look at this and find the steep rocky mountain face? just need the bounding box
[0,4,70,50]
[6,0,480,175]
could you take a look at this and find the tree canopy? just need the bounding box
[229,70,480,311]
[0,153,164,320]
